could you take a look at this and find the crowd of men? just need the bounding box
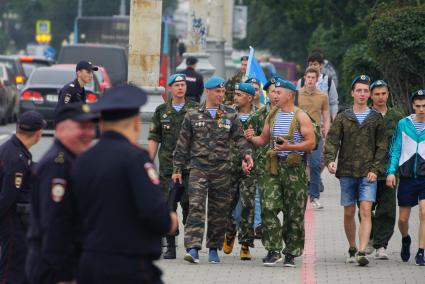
[0,49,425,284]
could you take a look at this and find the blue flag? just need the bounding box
[245,47,268,105]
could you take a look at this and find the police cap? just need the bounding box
[76,60,99,72]
[235,82,256,96]
[89,84,147,121]
[370,80,388,92]
[275,78,297,92]
[205,76,226,89]
[351,74,371,90]
[167,73,186,86]
[18,111,46,131]
[55,103,99,124]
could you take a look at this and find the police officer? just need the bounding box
[0,111,45,284]
[72,85,178,284]
[148,73,198,259]
[26,103,98,284]
[55,60,98,112]
[179,56,204,102]
[172,76,254,264]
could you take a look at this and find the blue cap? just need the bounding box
[351,74,371,89]
[205,76,226,89]
[370,80,388,92]
[235,82,256,96]
[275,78,297,92]
[167,73,186,86]
[245,77,259,85]
[263,76,281,91]
[411,89,425,100]
[90,84,147,121]
[18,111,46,131]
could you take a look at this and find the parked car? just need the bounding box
[19,65,101,127]
[0,55,27,91]
[0,63,19,125]
[94,66,113,93]
[17,55,54,78]
[57,44,127,86]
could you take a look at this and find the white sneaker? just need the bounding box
[311,198,323,209]
[375,247,389,260]
[365,240,375,255]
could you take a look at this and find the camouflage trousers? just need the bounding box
[160,172,189,231]
[258,162,308,257]
[225,171,257,246]
[184,165,232,249]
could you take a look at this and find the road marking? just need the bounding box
[301,198,316,284]
[0,134,10,142]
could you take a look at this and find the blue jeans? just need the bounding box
[254,186,261,227]
[308,137,323,200]
[339,176,377,206]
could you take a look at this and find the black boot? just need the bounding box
[163,236,176,259]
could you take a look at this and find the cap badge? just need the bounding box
[15,173,23,189]
[219,83,225,88]
[360,75,366,80]
[51,178,66,202]
[419,90,424,96]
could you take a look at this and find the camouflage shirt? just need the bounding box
[224,71,244,105]
[148,99,198,175]
[173,103,252,173]
[324,108,387,178]
[246,103,272,176]
[376,107,404,180]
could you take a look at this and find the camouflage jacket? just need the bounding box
[377,107,404,180]
[173,103,252,173]
[324,108,387,178]
[224,71,244,105]
[148,99,198,175]
[246,103,272,176]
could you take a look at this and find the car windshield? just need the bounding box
[22,62,51,77]
[0,58,17,75]
[28,68,95,91]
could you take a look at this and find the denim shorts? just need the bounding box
[398,177,425,207]
[339,177,377,206]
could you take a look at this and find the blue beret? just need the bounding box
[167,73,186,86]
[235,82,256,96]
[205,76,226,89]
[411,89,425,100]
[263,76,281,91]
[245,77,259,85]
[351,74,371,89]
[370,80,387,92]
[90,85,147,120]
[275,78,297,92]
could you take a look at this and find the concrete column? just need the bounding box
[128,0,165,143]
[223,0,237,79]
[206,0,225,77]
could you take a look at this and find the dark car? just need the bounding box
[0,63,19,124]
[19,65,101,127]
[57,44,127,86]
[18,55,54,78]
[0,55,27,91]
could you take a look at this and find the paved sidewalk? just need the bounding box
[157,172,425,284]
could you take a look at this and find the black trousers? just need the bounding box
[78,252,163,284]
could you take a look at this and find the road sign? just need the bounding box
[43,46,56,59]
[36,20,51,34]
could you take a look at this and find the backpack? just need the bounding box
[266,106,321,152]
[301,75,333,94]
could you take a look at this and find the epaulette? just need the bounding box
[69,83,75,87]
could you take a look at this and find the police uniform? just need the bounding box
[173,77,252,263]
[0,111,45,284]
[26,104,98,284]
[55,61,98,112]
[73,85,171,284]
[179,57,204,102]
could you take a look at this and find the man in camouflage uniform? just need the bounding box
[172,76,253,264]
[245,78,316,267]
[224,56,248,105]
[367,80,403,259]
[148,73,198,259]
[223,82,257,260]
[324,75,387,266]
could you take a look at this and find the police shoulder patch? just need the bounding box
[51,178,66,202]
[15,172,23,189]
[144,162,160,185]
[54,152,65,164]
[64,94,72,104]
